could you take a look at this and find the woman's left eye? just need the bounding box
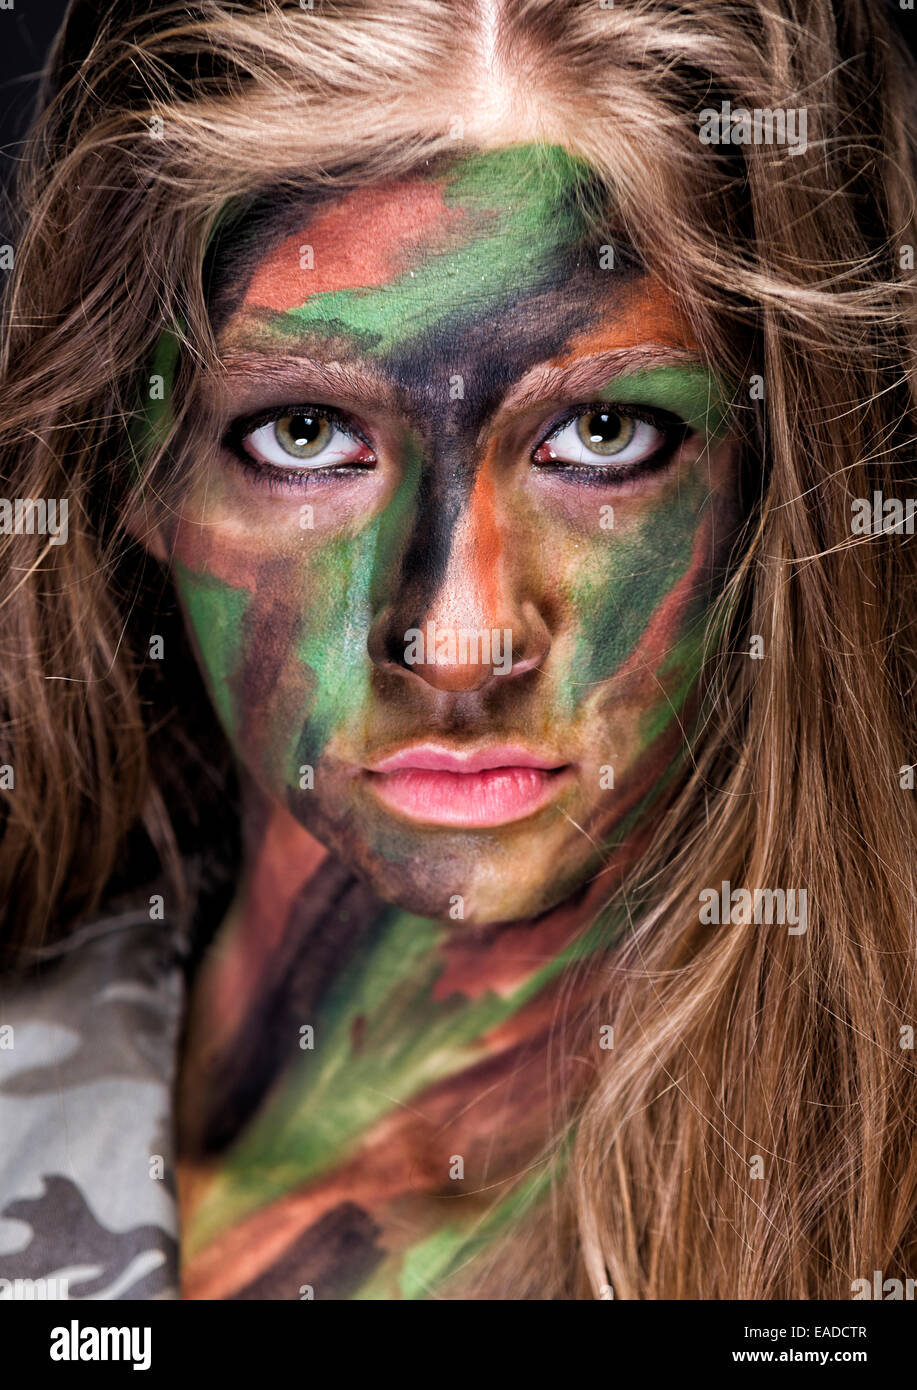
[239,410,374,469]
[532,409,670,469]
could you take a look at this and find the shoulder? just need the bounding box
[0,897,187,1301]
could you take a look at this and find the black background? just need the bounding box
[0,0,71,197]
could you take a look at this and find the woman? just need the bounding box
[1,0,916,1301]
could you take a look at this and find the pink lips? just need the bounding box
[364,744,571,827]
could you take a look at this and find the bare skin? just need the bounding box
[149,145,744,1297]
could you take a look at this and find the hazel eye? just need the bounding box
[241,411,374,468]
[533,409,666,467]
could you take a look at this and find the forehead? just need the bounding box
[208,145,696,401]
[211,148,630,327]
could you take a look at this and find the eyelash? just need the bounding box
[532,404,688,485]
[223,402,689,491]
[224,405,376,491]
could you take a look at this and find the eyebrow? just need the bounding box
[216,350,402,413]
[215,344,707,420]
[500,345,707,415]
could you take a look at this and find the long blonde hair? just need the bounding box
[2,0,917,1298]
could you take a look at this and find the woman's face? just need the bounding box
[162,145,742,923]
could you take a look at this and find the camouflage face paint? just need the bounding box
[165,144,742,926]
[166,143,746,1300]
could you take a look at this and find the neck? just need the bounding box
[175,789,636,1299]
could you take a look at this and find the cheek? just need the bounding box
[169,498,384,786]
[533,471,714,721]
[282,529,380,771]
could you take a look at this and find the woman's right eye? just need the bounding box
[239,410,375,469]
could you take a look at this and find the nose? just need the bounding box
[368,469,551,693]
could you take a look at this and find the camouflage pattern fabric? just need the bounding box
[0,904,186,1300]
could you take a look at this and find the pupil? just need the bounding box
[588,411,621,443]
[288,414,321,446]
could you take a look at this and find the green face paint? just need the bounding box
[598,364,734,438]
[129,324,181,484]
[174,560,249,739]
[262,146,596,357]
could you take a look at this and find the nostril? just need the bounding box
[507,647,546,679]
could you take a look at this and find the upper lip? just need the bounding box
[366,743,569,774]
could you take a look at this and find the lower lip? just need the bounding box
[365,765,571,827]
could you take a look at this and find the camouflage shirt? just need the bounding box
[0,905,187,1300]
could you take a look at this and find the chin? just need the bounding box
[285,787,594,924]
[352,849,586,926]
[368,879,566,925]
